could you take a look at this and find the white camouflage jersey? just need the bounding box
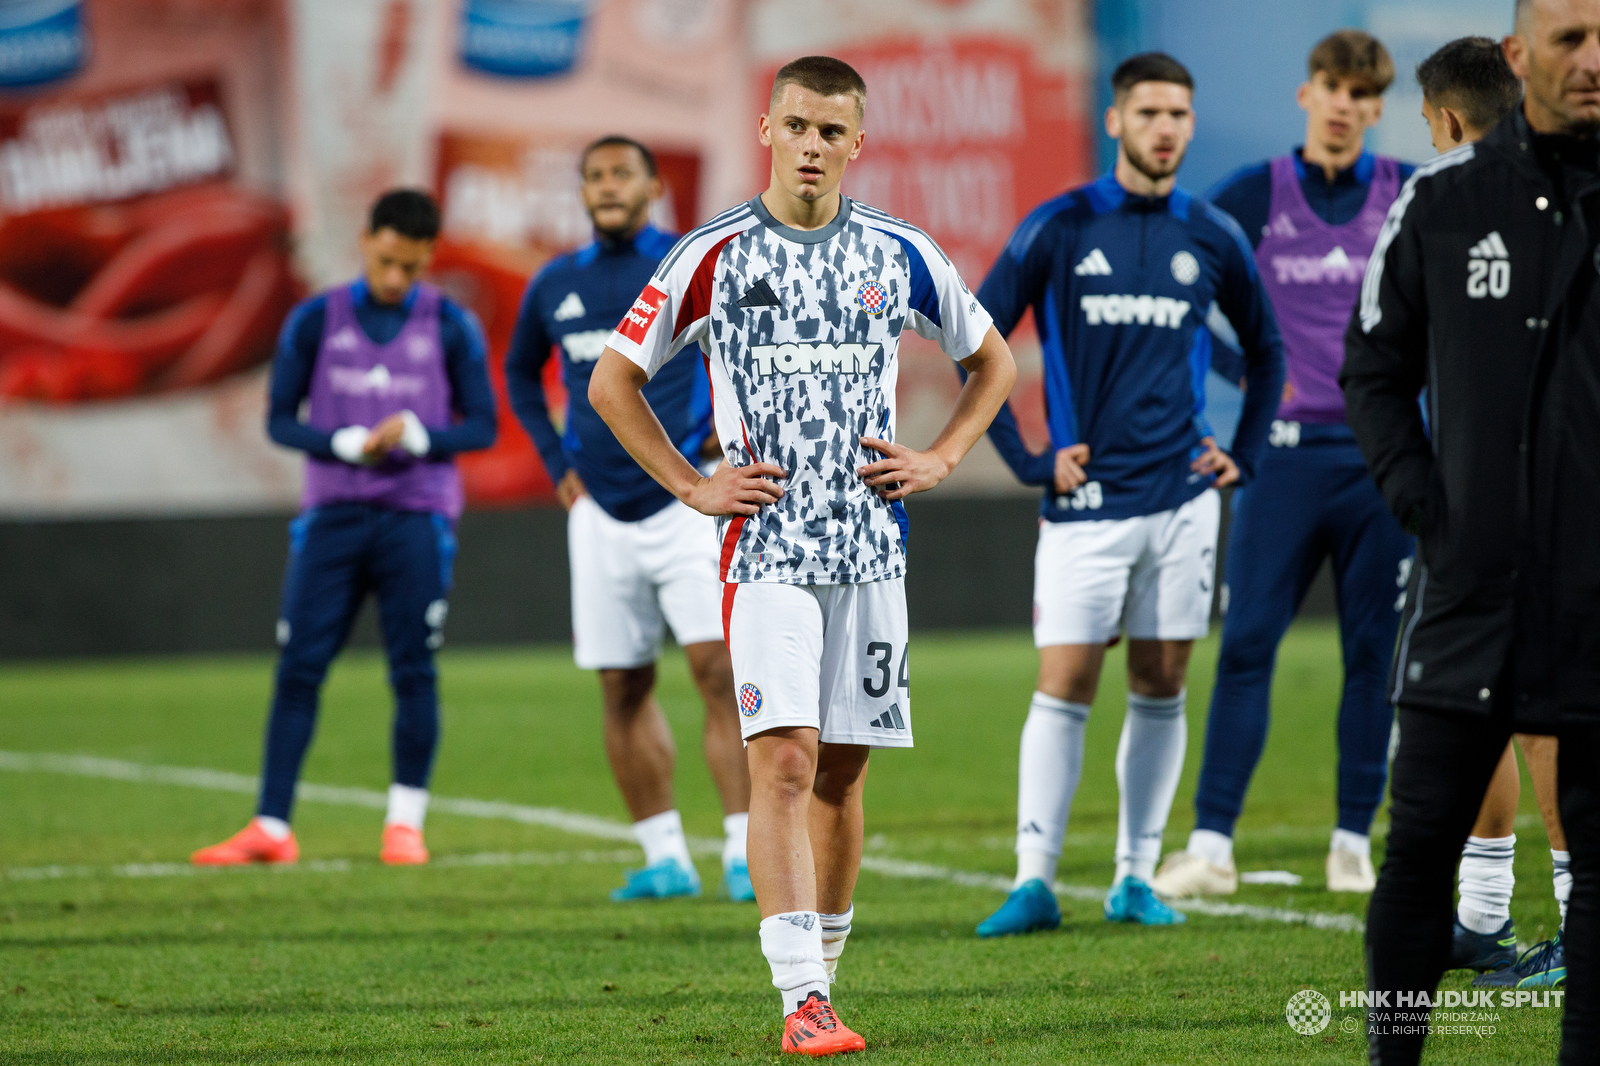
[609,195,992,585]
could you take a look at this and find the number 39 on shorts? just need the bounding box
[863,641,910,697]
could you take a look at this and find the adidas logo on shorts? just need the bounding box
[867,703,906,730]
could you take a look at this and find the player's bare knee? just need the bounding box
[750,737,817,801]
[813,744,869,806]
[684,643,735,700]
[599,665,657,717]
[1126,640,1189,698]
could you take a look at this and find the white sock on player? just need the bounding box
[1457,834,1516,934]
[1114,691,1187,885]
[1186,828,1234,867]
[1553,848,1572,928]
[634,809,692,869]
[384,784,429,830]
[253,815,291,840]
[1331,827,1371,859]
[760,912,829,1016]
[1014,692,1089,889]
[722,812,749,872]
[820,903,853,983]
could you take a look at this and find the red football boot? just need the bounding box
[782,992,865,1056]
[191,820,299,865]
[380,824,429,865]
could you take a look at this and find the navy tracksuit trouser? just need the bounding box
[256,503,456,821]
[1193,431,1413,838]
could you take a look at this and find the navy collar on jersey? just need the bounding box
[1291,147,1375,188]
[1084,171,1193,220]
[350,277,418,312]
[574,223,674,267]
[748,193,854,244]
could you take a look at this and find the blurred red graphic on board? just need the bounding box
[0,78,299,404]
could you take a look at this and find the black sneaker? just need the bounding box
[1449,917,1518,972]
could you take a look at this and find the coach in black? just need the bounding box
[1342,3,1600,1063]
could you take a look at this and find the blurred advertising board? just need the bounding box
[0,0,1091,517]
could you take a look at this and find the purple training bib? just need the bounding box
[301,282,464,518]
[1257,154,1400,424]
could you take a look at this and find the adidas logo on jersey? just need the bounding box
[553,291,586,321]
[1074,248,1113,276]
[1467,231,1511,299]
[738,278,780,308]
[750,341,881,378]
[1079,294,1192,328]
[867,704,906,730]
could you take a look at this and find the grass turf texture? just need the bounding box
[0,623,1564,1064]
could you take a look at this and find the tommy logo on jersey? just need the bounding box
[750,342,881,378]
[1079,295,1192,328]
[1074,248,1113,276]
[618,285,668,342]
[1270,245,1367,285]
[738,683,763,718]
[855,279,889,316]
[1466,231,1511,299]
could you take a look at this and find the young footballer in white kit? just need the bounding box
[589,55,1015,1057]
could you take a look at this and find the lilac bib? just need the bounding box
[301,283,463,518]
[1257,154,1400,424]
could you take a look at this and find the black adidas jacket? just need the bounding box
[1341,107,1600,729]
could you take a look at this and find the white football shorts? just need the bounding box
[1033,489,1220,646]
[568,495,723,669]
[724,577,911,748]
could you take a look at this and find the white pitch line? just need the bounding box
[2,750,1363,933]
[4,849,640,883]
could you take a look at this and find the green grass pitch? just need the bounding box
[0,623,1564,1063]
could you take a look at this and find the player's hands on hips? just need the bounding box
[1192,436,1239,487]
[1053,443,1091,494]
[363,414,407,461]
[556,469,588,511]
[685,461,786,517]
[858,437,950,501]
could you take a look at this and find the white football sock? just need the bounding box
[1331,827,1371,859]
[1456,834,1515,934]
[820,904,853,983]
[1014,691,1090,889]
[1016,851,1059,888]
[1114,691,1187,885]
[1553,849,1572,928]
[722,812,749,872]
[760,912,829,1016]
[253,815,291,840]
[634,809,692,869]
[384,784,429,831]
[1187,828,1233,867]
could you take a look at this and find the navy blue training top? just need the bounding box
[976,172,1286,522]
[504,225,712,523]
[267,279,497,460]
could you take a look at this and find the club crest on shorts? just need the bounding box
[855,279,888,317]
[738,683,763,717]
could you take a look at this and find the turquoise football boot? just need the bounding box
[720,859,756,902]
[976,878,1061,938]
[1104,876,1186,925]
[610,858,702,901]
[1473,933,1565,989]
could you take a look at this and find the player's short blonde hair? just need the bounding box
[770,56,866,121]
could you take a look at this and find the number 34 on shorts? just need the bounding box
[724,577,913,748]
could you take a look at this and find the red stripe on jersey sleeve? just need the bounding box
[676,232,740,340]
